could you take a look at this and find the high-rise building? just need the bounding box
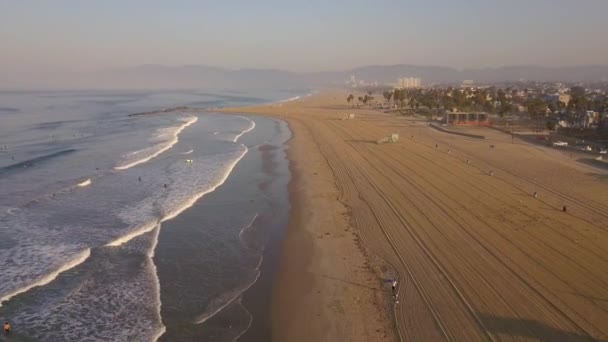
[397,77,421,88]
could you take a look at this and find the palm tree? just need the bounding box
[346,94,354,107]
[382,90,393,105]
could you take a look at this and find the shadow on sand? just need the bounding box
[578,158,608,171]
[345,139,378,144]
[479,314,606,342]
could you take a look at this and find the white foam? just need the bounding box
[162,146,248,223]
[0,249,91,307]
[233,118,256,143]
[106,145,248,250]
[149,225,167,342]
[232,297,254,342]
[238,213,258,242]
[181,149,194,155]
[77,178,91,187]
[115,116,198,170]
[105,221,159,247]
[5,207,19,215]
[279,95,300,103]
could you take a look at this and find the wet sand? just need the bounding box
[221,90,608,341]
[155,115,291,341]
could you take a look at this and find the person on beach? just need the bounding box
[4,321,10,335]
[392,280,398,297]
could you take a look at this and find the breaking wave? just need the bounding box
[115,116,198,170]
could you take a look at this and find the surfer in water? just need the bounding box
[4,321,10,335]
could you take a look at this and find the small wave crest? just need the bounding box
[233,118,256,143]
[105,145,249,251]
[115,116,198,170]
[162,146,248,223]
[106,221,160,247]
[181,149,194,155]
[279,95,300,103]
[77,178,91,187]
[149,225,166,341]
[0,149,77,174]
[0,249,91,307]
[193,253,263,326]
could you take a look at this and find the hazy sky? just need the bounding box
[1,0,607,73]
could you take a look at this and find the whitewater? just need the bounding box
[0,89,296,341]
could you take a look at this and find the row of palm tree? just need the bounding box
[349,86,608,118]
[346,91,375,107]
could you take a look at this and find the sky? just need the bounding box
[1,0,607,74]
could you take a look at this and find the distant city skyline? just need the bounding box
[1,0,607,76]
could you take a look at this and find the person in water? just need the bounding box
[4,321,10,335]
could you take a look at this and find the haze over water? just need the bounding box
[1,0,607,89]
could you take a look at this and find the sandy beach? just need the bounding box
[221,90,608,341]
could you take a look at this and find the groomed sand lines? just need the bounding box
[221,92,608,341]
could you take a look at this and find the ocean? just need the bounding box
[0,89,299,341]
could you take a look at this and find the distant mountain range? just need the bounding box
[3,64,608,89]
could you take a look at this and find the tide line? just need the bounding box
[193,253,264,326]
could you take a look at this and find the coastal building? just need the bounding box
[397,77,421,89]
[583,111,600,128]
[544,93,571,106]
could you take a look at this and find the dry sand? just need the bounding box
[220,90,608,342]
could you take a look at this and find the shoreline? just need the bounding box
[155,114,292,341]
[218,91,397,342]
[218,89,608,341]
[237,117,292,342]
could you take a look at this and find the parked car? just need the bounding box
[553,141,568,147]
[600,149,607,154]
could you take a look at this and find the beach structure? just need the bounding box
[446,112,490,126]
[342,113,355,120]
[377,133,399,144]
